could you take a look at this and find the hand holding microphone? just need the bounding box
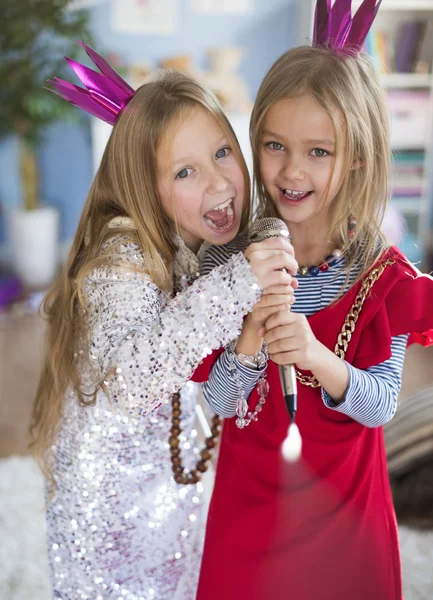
[243,238,298,335]
[248,218,303,462]
[243,235,297,293]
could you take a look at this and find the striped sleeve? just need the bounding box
[322,333,409,427]
[202,350,264,417]
[200,232,249,276]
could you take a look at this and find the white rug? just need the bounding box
[0,456,432,600]
[0,456,51,600]
[399,526,433,600]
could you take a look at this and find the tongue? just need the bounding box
[205,207,229,223]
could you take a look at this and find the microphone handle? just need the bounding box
[279,364,297,421]
[278,267,297,422]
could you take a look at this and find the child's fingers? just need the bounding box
[262,284,295,296]
[255,294,294,309]
[248,252,295,289]
[251,251,298,277]
[266,336,298,355]
[265,310,297,332]
[245,237,295,257]
[251,305,291,332]
[264,324,294,346]
[269,351,297,366]
[261,269,293,288]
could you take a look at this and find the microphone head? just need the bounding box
[282,422,302,462]
[249,217,290,243]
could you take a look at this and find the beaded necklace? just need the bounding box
[297,216,356,276]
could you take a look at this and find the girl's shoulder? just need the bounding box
[384,245,424,276]
[334,244,433,369]
[354,243,432,304]
[201,231,249,275]
[92,217,145,270]
[100,233,143,262]
[347,239,423,287]
[370,244,431,291]
[362,244,433,348]
[86,233,156,287]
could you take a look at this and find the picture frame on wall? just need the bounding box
[111,0,178,35]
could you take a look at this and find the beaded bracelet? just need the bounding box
[227,342,270,429]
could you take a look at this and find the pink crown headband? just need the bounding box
[47,41,135,126]
[313,0,382,54]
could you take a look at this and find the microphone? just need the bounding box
[249,217,302,462]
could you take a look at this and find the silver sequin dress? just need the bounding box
[46,228,261,600]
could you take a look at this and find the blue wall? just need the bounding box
[0,0,297,255]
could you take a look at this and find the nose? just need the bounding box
[206,164,231,195]
[281,155,305,183]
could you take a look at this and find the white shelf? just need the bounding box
[301,0,433,265]
[381,73,432,89]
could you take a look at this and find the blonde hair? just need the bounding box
[30,70,251,476]
[250,45,390,281]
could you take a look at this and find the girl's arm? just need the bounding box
[265,308,409,428]
[85,241,261,415]
[203,334,408,424]
[321,333,408,427]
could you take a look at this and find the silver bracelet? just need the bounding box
[228,340,268,370]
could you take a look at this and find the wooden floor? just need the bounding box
[1,312,432,459]
[0,312,45,458]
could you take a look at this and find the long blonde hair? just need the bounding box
[251,45,390,281]
[30,69,251,474]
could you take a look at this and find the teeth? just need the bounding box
[213,198,233,211]
[283,189,308,197]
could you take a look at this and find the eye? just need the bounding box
[265,141,285,151]
[176,167,193,180]
[311,148,328,158]
[215,147,231,159]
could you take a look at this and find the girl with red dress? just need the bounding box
[194,2,433,598]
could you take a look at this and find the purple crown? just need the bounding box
[313,0,382,54]
[47,41,135,125]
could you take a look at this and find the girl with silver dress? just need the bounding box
[30,44,297,600]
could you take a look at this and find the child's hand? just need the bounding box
[244,238,298,290]
[235,282,298,357]
[248,283,298,337]
[264,310,323,372]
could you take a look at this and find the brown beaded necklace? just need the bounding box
[169,246,222,484]
[169,391,222,485]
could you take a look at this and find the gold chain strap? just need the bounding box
[296,260,394,388]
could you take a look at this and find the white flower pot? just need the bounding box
[8,206,60,289]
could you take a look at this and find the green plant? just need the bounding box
[0,0,91,209]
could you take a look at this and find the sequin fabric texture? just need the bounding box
[46,230,261,600]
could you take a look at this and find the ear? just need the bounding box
[350,158,364,170]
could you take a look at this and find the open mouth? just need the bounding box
[280,188,312,203]
[204,198,236,232]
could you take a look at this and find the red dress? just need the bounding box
[193,248,433,600]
